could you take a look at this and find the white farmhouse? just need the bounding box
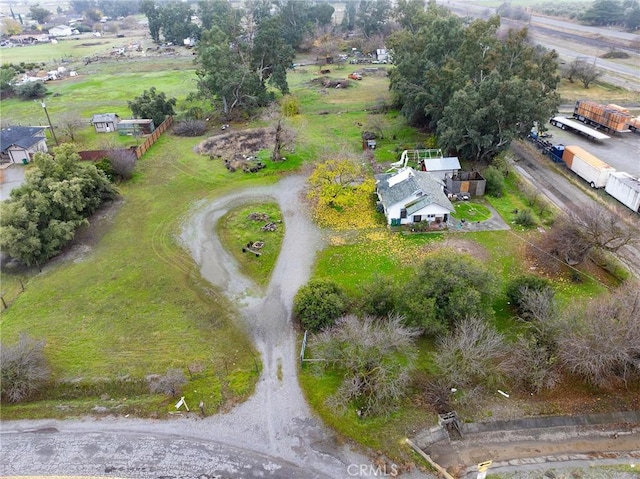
[375,168,454,227]
[48,25,74,37]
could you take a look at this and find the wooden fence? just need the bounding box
[135,116,173,159]
[78,116,173,163]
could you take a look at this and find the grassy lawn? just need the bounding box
[217,202,285,288]
[450,201,492,222]
[1,134,265,419]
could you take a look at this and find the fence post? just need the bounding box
[300,330,308,365]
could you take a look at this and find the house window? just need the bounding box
[400,209,407,219]
[413,215,421,222]
[427,214,435,222]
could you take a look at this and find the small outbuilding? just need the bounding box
[0,126,48,164]
[91,113,120,133]
[117,119,155,135]
[419,156,461,181]
[445,171,486,197]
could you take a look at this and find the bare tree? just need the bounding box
[547,204,639,265]
[107,149,136,181]
[313,314,420,416]
[503,333,561,393]
[432,317,507,393]
[1,333,51,403]
[557,281,640,388]
[57,113,85,142]
[565,58,602,89]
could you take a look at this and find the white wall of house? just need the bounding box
[384,198,451,225]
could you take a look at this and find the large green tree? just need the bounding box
[198,0,242,38]
[0,145,117,268]
[356,0,392,37]
[128,86,176,127]
[389,10,560,163]
[581,0,624,25]
[195,10,294,119]
[29,5,51,24]
[159,1,200,45]
[140,0,161,43]
[398,251,498,335]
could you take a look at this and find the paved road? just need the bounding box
[510,141,640,279]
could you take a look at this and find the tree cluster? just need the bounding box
[70,0,141,19]
[194,5,296,119]
[0,144,117,268]
[294,250,498,336]
[581,0,640,31]
[388,4,560,163]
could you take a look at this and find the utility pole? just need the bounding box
[41,101,59,146]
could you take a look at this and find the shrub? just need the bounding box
[15,81,47,99]
[107,150,136,181]
[398,251,498,335]
[514,208,536,227]
[173,120,208,137]
[432,317,507,395]
[148,368,187,397]
[1,333,51,403]
[313,314,420,416]
[95,158,115,182]
[557,282,640,388]
[483,166,505,197]
[503,333,560,393]
[506,275,553,316]
[293,280,348,332]
[357,275,397,317]
[281,94,300,117]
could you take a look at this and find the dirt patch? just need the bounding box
[194,127,274,163]
[308,76,352,89]
[423,237,491,263]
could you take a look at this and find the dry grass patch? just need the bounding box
[195,127,274,162]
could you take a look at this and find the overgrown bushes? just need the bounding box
[1,334,51,403]
[173,120,208,137]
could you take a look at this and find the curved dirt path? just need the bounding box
[0,175,375,478]
[178,174,369,471]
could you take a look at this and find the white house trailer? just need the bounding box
[375,168,454,226]
[605,172,640,213]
